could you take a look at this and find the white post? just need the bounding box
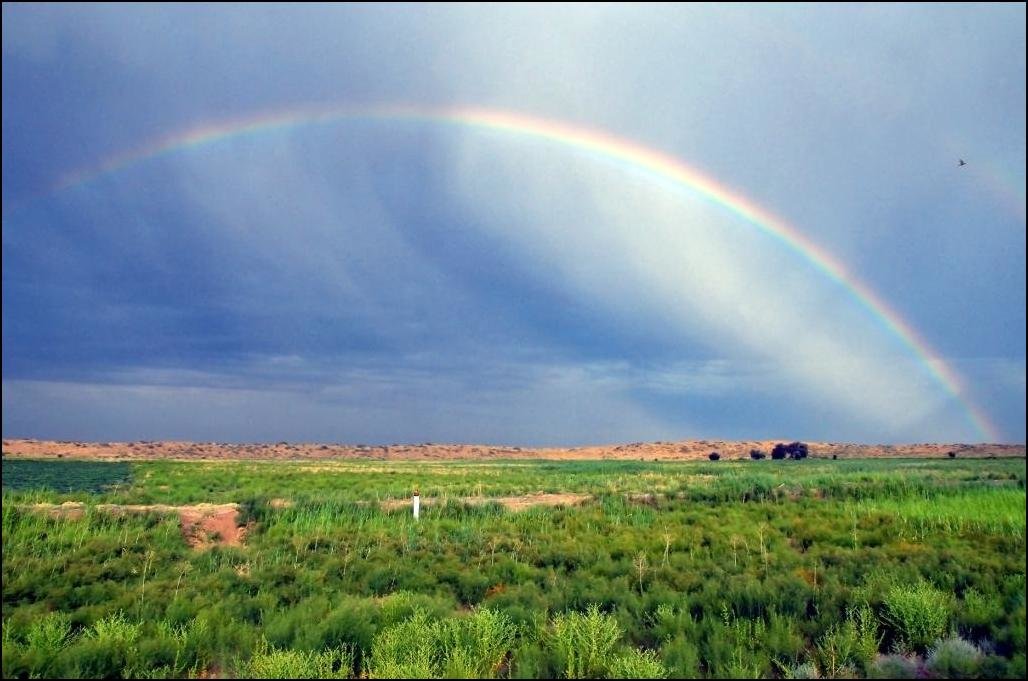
[412,490,420,520]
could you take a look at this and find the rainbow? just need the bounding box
[21,103,1002,441]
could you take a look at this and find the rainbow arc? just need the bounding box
[19,104,998,441]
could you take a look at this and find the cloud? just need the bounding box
[1,354,678,446]
[439,130,970,436]
[2,5,1023,443]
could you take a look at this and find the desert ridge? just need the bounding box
[2,438,1022,461]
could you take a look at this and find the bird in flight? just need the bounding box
[958,159,967,166]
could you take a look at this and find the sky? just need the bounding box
[2,3,1025,445]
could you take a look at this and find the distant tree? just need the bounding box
[749,449,766,460]
[771,442,808,460]
[708,452,720,461]
[948,451,957,458]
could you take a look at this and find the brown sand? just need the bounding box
[2,438,1022,462]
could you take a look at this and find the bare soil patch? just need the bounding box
[175,505,245,549]
[25,502,243,549]
[33,501,86,520]
[378,492,591,511]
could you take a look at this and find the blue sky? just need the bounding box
[2,4,1024,444]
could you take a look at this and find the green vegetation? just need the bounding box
[882,580,951,653]
[2,460,131,494]
[2,456,1025,678]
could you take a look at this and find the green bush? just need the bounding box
[548,605,622,679]
[867,653,920,679]
[25,611,73,655]
[849,605,883,670]
[925,636,982,679]
[785,661,821,678]
[607,648,668,678]
[56,611,142,677]
[509,641,549,679]
[86,611,141,647]
[235,637,352,678]
[365,607,516,679]
[365,610,437,679]
[20,611,74,676]
[802,607,879,677]
[435,608,518,678]
[958,587,1004,633]
[659,634,700,678]
[814,623,858,678]
[882,581,951,652]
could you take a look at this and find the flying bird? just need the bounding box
[958,159,967,166]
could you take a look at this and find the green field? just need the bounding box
[2,457,1025,678]
[2,460,133,495]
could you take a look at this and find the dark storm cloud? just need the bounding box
[3,4,1024,442]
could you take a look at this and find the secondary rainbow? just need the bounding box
[33,103,1001,441]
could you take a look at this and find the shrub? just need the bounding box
[883,582,950,653]
[315,600,377,660]
[436,608,517,678]
[56,613,143,679]
[86,612,140,647]
[958,587,1003,632]
[708,453,721,461]
[237,496,273,526]
[509,641,548,679]
[786,661,821,678]
[365,607,516,679]
[849,605,883,670]
[607,648,668,678]
[749,450,766,460]
[814,623,858,678]
[24,611,73,675]
[925,637,982,679]
[811,604,880,677]
[25,612,73,655]
[378,591,451,626]
[365,610,436,679]
[659,634,700,678]
[548,605,621,679]
[867,653,920,679]
[236,638,352,679]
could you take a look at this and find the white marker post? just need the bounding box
[412,489,420,521]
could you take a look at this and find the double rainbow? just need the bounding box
[25,104,1000,441]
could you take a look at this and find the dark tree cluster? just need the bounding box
[749,449,766,460]
[771,441,808,460]
[708,452,720,461]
